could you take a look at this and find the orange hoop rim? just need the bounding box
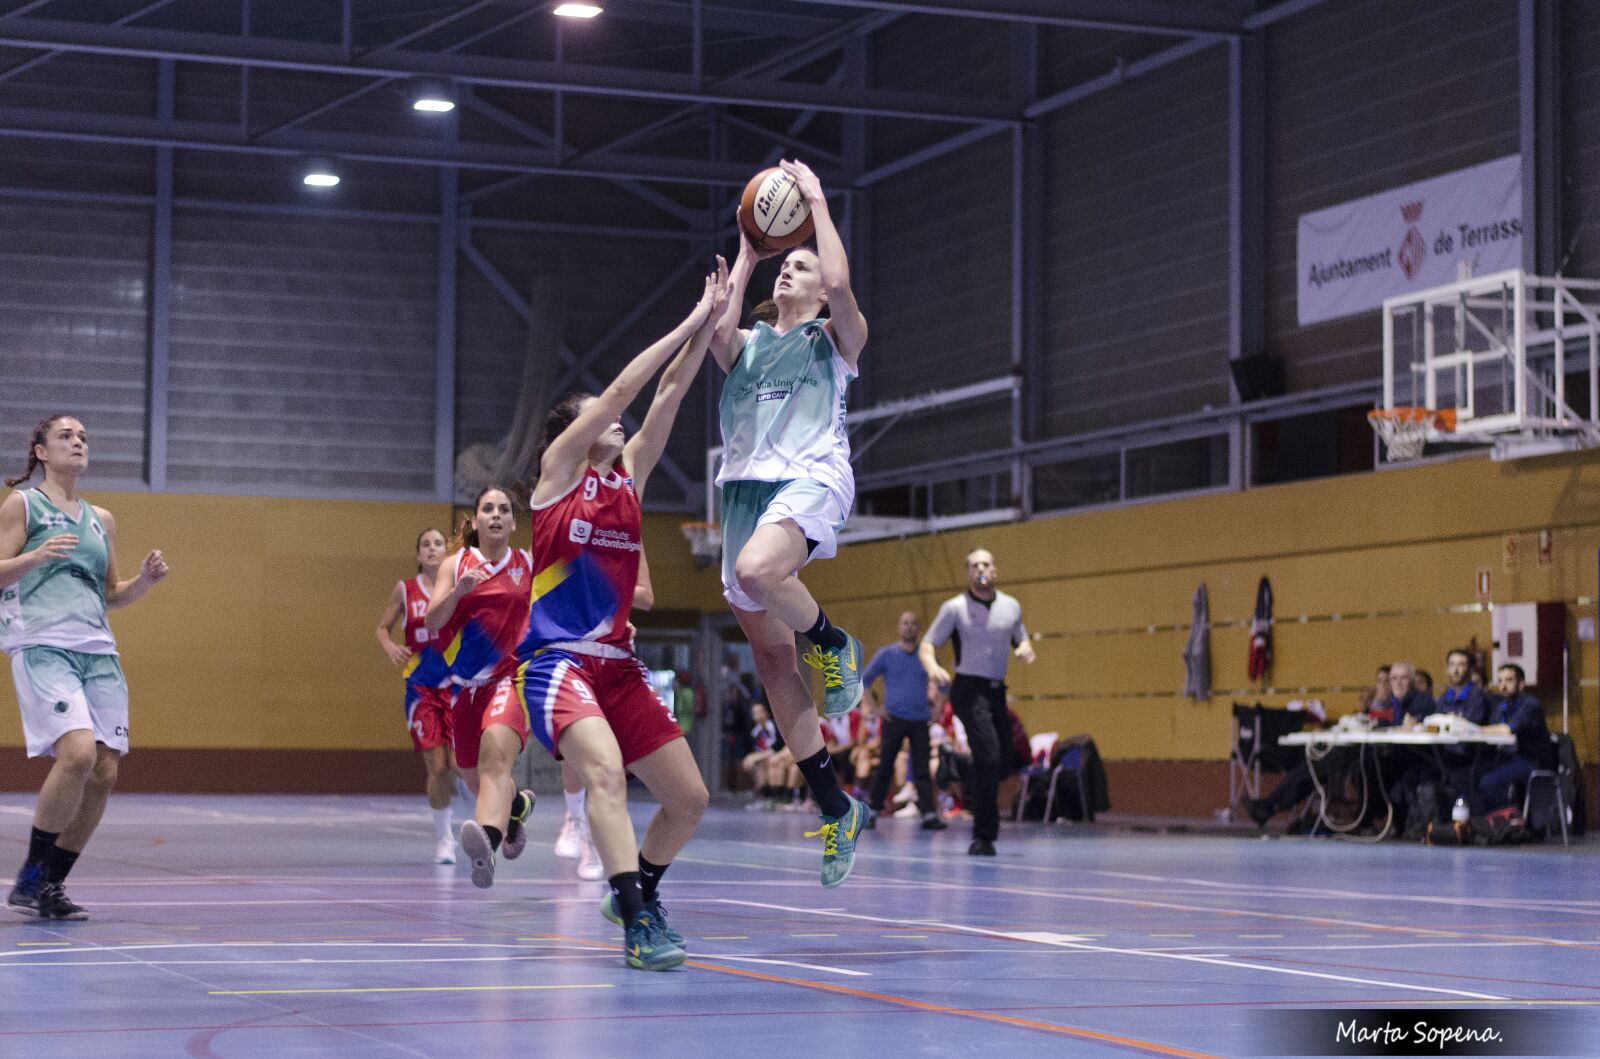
[1368,406,1456,432]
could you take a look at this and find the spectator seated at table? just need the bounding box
[1368,661,1439,833]
[1434,648,1489,724]
[1460,663,1557,815]
[1241,666,1415,830]
[1368,661,1433,726]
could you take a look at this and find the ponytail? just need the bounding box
[6,414,72,489]
[448,510,479,553]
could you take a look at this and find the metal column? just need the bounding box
[147,58,174,491]
[1519,0,1560,276]
[434,130,459,504]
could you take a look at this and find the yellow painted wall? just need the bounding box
[6,454,1597,768]
[0,492,724,752]
[803,453,1600,766]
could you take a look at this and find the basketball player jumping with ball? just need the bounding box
[712,158,872,886]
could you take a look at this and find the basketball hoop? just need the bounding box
[679,521,721,570]
[1367,407,1456,462]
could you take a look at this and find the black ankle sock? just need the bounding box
[42,845,79,885]
[795,748,851,818]
[26,827,58,868]
[483,825,503,851]
[610,871,644,924]
[803,608,848,651]
[638,855,669,904]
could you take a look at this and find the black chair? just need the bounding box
[1043,736,1106,823]
[1229,703,1306,811]
[1523,732,1584,846]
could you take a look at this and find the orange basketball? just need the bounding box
[737,167,815,252]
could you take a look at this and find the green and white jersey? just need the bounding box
[0,489,116,656]
[717,319,856,507]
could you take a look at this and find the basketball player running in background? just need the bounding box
[518,271,724,970]
[375,527,459,864]
[3,415,169,919]
[711,158,872,886]
[422,488,536,886]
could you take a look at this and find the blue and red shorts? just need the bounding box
[517,649,681,766]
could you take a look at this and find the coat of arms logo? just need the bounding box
[1398,200,1426,281]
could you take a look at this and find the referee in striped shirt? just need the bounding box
[920,548,1035,856]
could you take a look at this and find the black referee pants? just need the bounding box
[949,675,1014,842]
[867,715,934,816]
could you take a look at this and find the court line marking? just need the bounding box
[513,927,1214,1055]
[693,961,1220,1058]
[729,839,1600,916]
[0,941,598,960]
[41,931,436,1058]
[700,850,1600,953]
[696,956,868,978]
[209,984,613,996]
[0,955,633,969]
[715,900,1509,1002]
[1142,941,1558,953]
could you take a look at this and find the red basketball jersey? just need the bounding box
[520,466,641,657]
[400,575,433,650]
[434,547,534,686]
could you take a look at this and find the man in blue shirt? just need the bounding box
[862,612,946,830]
[1470,663,1556,813]
[1435,649,1489,723]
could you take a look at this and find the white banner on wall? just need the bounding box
[1297,155,1522,326]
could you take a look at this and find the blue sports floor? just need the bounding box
[1,794,1596,1057]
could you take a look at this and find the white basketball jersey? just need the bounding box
[716,319,855,508]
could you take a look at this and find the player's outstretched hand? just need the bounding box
[708,255,732,317]
[686,272,720,329]
[779,158,823,204]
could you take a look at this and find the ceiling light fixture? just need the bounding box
[302,162,340,188]
[553,3,602,18]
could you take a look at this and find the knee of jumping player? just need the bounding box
[733,551,786,606]
[89,750,119,792]
[52,736,98,781]
[750,642,798,684]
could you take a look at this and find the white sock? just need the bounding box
[564,788,586,820]
[432,806,453,842]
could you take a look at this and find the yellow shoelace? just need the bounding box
[805,820,839,855]
[801,644,843,688]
